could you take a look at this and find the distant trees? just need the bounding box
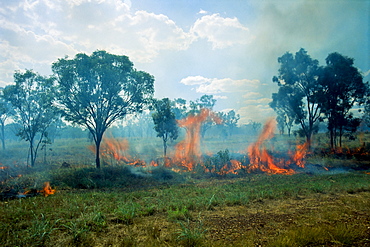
[52,50,154,168]
[2,70,57,167]
[219,110,240,137]
[271,48,368,149]
[152,98,179,157]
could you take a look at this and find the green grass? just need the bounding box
[0,133,369,246]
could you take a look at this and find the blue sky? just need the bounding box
[0,0,369,124]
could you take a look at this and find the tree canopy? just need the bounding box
[318,52,367,148]
[272,48,323,145]
[2,70,57,167]
[152,98,179,157]
[52,50,154,168]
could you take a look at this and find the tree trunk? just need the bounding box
[1,121,5,150]
[30,138,35,167]
[163,139,167,157]
[95,134,102,169]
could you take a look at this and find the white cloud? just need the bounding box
[243,92,263,99]
[198,9,208,15]
[180,75,211,85]
[180,75,260,94]
[0,0,198,82]
[237,104,275,124]
[244,98,271,105]
[191,13,253,49]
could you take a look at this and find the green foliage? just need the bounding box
[319,52,367,148]
[152,98,179,156]
[2,70,58,166]
[272,48,322,144]
[52,50,154,168]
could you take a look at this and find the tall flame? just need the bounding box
[174,108,222,171]
[247,118,307,175]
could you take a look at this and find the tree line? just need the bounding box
[0,51,241,168]
[0,49,369,168]
[270,48,369,149]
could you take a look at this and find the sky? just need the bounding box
[0,0,369,124]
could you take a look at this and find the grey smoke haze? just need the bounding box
[0,0,368,124]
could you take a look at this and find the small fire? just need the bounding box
[247,118,308,175]
[40,182,56,197]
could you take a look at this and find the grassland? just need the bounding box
[0,133,369,246]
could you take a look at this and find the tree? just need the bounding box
[319,52,367,148]
[190,95,217,138]
[363,96,370,128]
[0,88,13,150]
[171,98,188,120]
[2,70,57,167]
[270,86,297,136]
[220,109,240,137]
[152,98,179,157]
[52,50,154,168]
[272,48,322,146]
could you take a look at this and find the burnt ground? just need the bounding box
[203,194,370,246]
[85,191,370,247]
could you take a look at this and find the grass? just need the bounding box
[0,133,369,246]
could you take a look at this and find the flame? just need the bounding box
[218,160,247,175]
[100,137,130,162]
[173,108,222,171]
[40,182,56,197]
[247,118,308,175]
[87,113,311,176]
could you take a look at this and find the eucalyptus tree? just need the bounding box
[319,52,367,148]
[52,50,154,168]
[272,48,322,145]
[152,98,179,157]
[2,70,57,166]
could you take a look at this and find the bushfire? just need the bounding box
[90,111,309,175]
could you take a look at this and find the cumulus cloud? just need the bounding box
[0,0,196,84]
[191,13,253,49]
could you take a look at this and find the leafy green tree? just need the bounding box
[272,48,322,145]
[152,98,179,157]
[52,50,154,168]
[0,88,14,150]
[319,52,367,148]
[2,70,57,167]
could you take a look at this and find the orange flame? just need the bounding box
[40,182,56,197]
[247,118,308,175]
[174,108,222,171]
